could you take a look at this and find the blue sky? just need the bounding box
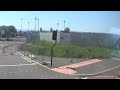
[0,11,120,34]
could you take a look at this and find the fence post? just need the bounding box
[42,47,44,63]
[31,45,32,60]
[24,44,25,56]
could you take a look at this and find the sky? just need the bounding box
[0,11,120,34]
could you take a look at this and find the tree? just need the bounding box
[0,25,17,41]
[64,27,70,33]
[50,28,53,32]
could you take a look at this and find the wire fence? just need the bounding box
[22,44,77,63]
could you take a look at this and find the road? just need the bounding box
[0,41,79,79]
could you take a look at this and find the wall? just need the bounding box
[26,32,60,42]
[40,32,60,42]
[60,32,70,44]
[60,32,120,48]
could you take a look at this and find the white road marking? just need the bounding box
[92,76,114,77]
[30,70,33,72]
[15,72,17,73]
[21,56,32,63]
[10,72,12,74]
[17,51,120,76]
[4,72,6,74]
[0,63,36,67]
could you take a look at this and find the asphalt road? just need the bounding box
[0,41,79,79]
[0,54,79,79]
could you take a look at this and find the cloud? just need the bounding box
[109,27,120,35]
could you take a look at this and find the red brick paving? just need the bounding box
[51,59,101,74]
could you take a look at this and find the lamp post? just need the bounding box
[21,18,23,37]
[57,22,59,30]
[64,20,65,30]
[37,18,40,40]
[37,19,39,32]
[34,17,37,32]
[28,21,29,32]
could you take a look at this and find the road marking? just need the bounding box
[16,51,23,56]
[15,72,17,73]
[10,72,12,74]
[21,56,32,63]
[0,63,36,67]
[17,51,120,76]
[5,72,6,74]
[92,76,114,77]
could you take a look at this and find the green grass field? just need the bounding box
[25,40,114,59]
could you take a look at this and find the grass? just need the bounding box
[25,40,114,59]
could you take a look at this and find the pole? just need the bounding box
[38,19,39,32]
[34,17,37,32]
[28,21,29,32]
[38,19,40,40]
[21,18,23,37]
[57,22,59,30]
[51,40,57,67]
[64,20,65,30]
[51,30,57,67]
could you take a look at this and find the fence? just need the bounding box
[22,44,77,64]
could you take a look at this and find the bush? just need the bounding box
[25,40,114,59]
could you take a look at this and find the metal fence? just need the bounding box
[22,44,76,64]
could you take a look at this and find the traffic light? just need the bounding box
[52,30,57,40]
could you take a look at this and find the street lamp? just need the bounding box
[37,19,40,40]
[57,22,59,30]
[37,19,39,32]
[64,20,65,30]
[28,21,29,32]
[21,18,23,37]
[34,17,37,32]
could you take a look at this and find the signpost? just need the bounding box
[51,30,57,67]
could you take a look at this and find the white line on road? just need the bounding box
[0,63,36,67]
[92,76,114,77]
[21,56,32,63]
[17,51,120,77]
